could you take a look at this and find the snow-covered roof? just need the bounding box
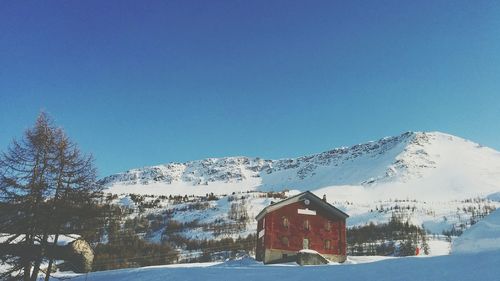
[255,191,349,221]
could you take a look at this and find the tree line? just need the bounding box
[347,215,429,256]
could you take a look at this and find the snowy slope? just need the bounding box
[452,209,500,254]
[97,131,500,251]
[111,190,499,248]
[60,251,500,281]
[102,131,500,202]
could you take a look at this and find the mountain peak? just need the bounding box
[101,131,500,201]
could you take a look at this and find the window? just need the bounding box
[282,216,289,228]
[325,221,332,231]
[303,219,310,230]
[324,239,331,250]
[281,236,289,247]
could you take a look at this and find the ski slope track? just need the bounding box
[102,131,500,202]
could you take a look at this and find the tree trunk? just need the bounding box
[44,234,60,281]
[30,232,50,281]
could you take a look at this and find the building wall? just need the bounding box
[256,215,266,261]
[256,200,347,264]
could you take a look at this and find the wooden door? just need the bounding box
[303,238,309,249]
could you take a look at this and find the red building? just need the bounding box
[255,191,348,264]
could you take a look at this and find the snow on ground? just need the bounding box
[345,255,395,264]
[54,216,500,281]
[452,209,500,254]
[426,238,451,256]
[108,189,498,254]
[107,177,264,197]
[110,191,277,243]
[59,251,500,281]
[314,188,499,234]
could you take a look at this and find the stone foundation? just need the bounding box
[263,248,346,264]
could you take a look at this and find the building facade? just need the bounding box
[255,191,348,264]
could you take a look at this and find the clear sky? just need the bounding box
[1,1,499,177]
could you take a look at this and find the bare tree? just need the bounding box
[0,113,103,281]
[41,128,102,280]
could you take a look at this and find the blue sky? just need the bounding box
[1,1,499,177]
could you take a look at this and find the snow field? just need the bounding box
[60,250,500,281]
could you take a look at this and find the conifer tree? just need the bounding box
[0,113,103,280]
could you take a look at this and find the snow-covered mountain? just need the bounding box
[95,131,500,259]
[101,131,500,201]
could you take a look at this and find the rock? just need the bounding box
[66,239,94,273]
[296,250,329,266]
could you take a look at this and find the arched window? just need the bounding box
[281,236,289,247]
[282,216,289,228]
[303,219,310,230]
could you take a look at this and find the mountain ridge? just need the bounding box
[101,131,500,201]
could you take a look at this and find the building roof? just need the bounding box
[255,191,349,221]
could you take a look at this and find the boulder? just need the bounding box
[66,239,94,273]
[296,250,329,266]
